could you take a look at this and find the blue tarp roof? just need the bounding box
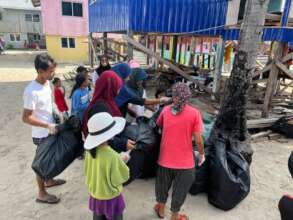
[89,0,228,33]
[89,0,293,43]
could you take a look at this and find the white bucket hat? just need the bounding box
[84,112,126,150]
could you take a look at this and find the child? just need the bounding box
[52,77,69,116]
[70,72,90,122]
[84,112,129,220]
[154,83,204,220]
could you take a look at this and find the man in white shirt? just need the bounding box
[22,54,65,204]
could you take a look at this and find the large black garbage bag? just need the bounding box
[288,152,293,178]
[189,149,210,195]
[208,138,250,211]
[122,116,158,152]
[32,116,83,181]
[272,116,293,138]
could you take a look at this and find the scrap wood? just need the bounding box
[247,117,280,129]
[251,130,272,140]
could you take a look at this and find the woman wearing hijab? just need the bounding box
[82,71,135,153]
[154,83,205,220]
[92,55,111,86]
[112,63,132,82]
[115,68,169,118]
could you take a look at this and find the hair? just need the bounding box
[52,77,61,85]
[70,72,88,98]
[34,54,56,72]
[155,88,166,98]
[76,66,88,74]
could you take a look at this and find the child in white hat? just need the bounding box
[84,112,129,220]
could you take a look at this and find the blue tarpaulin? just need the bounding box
[89,0,293,44]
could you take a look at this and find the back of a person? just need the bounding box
[158,104,202,169]
[85,146,123,200]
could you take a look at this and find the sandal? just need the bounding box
[154,204,164,219]
[45,179,66,188]
[36,194,60,204]
[178,214,189,220]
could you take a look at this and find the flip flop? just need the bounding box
[178,214,189,220]
[154,204,164,219]
[45,179,66,188]
[36,194,60,204]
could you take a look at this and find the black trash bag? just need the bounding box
[32,116,83,181]
[279,195,293,220]
[288,152,293,178]
[272,116,293,138]
[140,140,160,179]
[208,138,250,211]
[124,150,145,185]
[122,116,158,152]
[189,149,210,195]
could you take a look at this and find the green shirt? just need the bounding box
[84,146,129,200]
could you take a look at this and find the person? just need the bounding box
[279,194,293,220]
[84,112,129,220]
[22,54,65,204]
[52,77,69,116]
[154,88,167,111]
[128,59,140,69]
[76,66,93,98]
[82,71,135,153]
[70,72,90,122]
[115,68,170,118]
[92,55,111,85]
[154,82,205,220]
[112,63,132,82]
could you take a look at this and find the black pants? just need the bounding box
[124,150,145,185]
[155,166,195,213]
[279,195,293,220]
[93,213,123,220]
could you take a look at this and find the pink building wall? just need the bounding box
[41,0,89,37]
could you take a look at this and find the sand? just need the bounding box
[0,51,292,220]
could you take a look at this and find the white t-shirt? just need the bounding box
[127,90,147,122]
[23,80,54,138]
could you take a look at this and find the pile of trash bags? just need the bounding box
[190,138,251,211]
[272,116,293,138]
[32,116,83,181]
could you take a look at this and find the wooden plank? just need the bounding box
[276,61,293,79]
[251,130,272,140]
[251,79,268,84]
[280,81,293,94]
[281,52,293,63]
[123,35,210,93]
[247,117,280,129]
[252,63,272,78]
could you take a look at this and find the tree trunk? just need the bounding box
[208,0,269,164]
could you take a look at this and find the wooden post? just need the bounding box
[262,42,285,117]
[212,37,224,98]
[103,32,108,56]
[127,30,134,60]
[89,33,94,68]
[172,36,178,62]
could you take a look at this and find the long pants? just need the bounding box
[155,165,195,213]
[279,195,293,220]
[93,213,123,220]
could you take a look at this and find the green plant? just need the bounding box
[6,44,14,49]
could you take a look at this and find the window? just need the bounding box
[33,14,40,22]
[25,14,32,21]
[61,37,75,48]
[10,34,20,41]
[33,34,41,41]
[0,12,2,21]
[62,1,83,17]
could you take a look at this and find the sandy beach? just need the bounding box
[0,51,292,220]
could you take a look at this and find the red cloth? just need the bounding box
[156,104,203,169]
[82,71,123,137]
[54,87,68,112]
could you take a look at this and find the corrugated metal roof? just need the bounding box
[0,0,40,11]
[89,0,228,33]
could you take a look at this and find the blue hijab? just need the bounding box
[115,68,147,107]
[112,63,132,81]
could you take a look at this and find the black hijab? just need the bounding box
[96,55,111,76]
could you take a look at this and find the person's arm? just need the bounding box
[194,111,205,165]
[111,154,130,187]
[109,135,136,153]
[22,109,49,128]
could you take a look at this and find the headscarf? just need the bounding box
[82,71,123,137]
[126,68,147,97]
[128,59,141,68]
[95,55,111,76]
[171,82,191,115]
[112,63,132,81]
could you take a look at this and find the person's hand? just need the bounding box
[160,97,172,104]
[198,153,205,166]
[47,124,57,135]
[127,139,136,150]
[120,151,131,163]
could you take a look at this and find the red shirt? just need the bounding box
[54,87,68,112]
[156,104,203,169]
